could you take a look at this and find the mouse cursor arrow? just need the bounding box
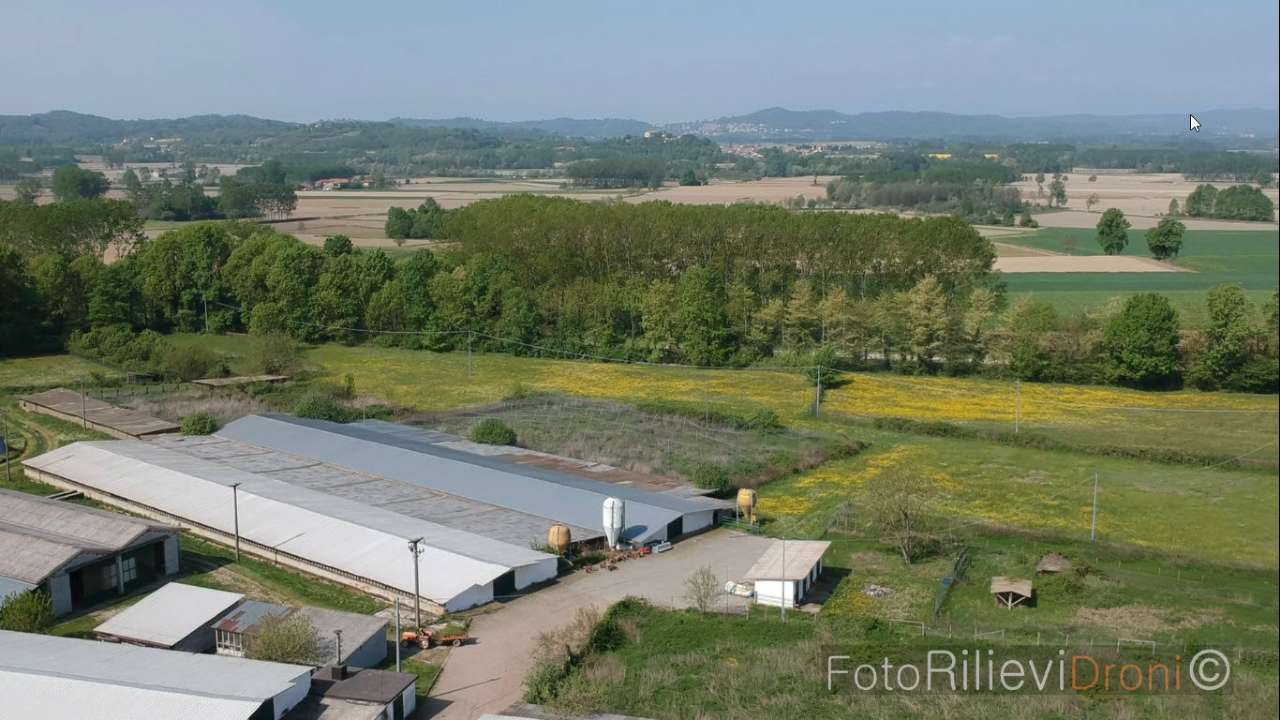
[1189,114,1201,132]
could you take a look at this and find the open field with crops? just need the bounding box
[1013,171,1279,229]
[997,227,1279,320]
[623,175,839,205]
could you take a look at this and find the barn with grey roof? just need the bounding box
[22,414,731,613]
[0,488,179,616]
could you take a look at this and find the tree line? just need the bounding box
[4,196,1276,392]
[1184,184,1275,221]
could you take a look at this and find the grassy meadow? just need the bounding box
[999,228,1279,321]
[4,335,1276,719]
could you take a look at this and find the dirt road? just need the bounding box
[424,529,773,719]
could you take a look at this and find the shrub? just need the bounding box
[294,388,352,422]
[470,418,517,445]
[683,566,720,612]
[69,324,171,373]
[163,344,217,381]
[741,408,783,431]
[691,462,730,491]
[181,411,220,436]
[253,333,300,375]
[0,590,55,633]
[246,612,326,665]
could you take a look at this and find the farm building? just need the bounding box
[0,629,313,720]
[95,582,244,652]
[0,489,179,616]
[744,539,831,608]
[22,440,556,613]
[214,600,389,668]
[218,415,729,545]
[18,388,178,439]
[23,414,729,613]
[304,664,417,720]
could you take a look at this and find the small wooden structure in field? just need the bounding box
[191,375,289,389]
[19,388,178,439]
[990,576,1033,609]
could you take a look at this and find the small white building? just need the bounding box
[744,540,831,608]
[95,582,244,652]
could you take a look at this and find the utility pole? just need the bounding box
[814,366,822,417]
[1090,473,1099,542]
[393,598,402,671]
[203,296,209,334]
[231,482,242,560]
[334,629,343,665]
[467,331,474,377]
[81,382,88,429]
[408,537,424,630]
[1014,380,1021,433]
[2,413,10,485]
[779,538,787,622]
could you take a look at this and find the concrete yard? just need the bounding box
[425,529,774,720]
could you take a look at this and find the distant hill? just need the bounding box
[390,116,652,138]
[662,107,1280,141]
[0,110,298,145]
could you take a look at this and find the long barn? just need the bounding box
[23,414,729,612]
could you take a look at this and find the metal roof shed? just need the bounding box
[218,415,725,544]
[744,540,831,608]
[0,629,313,720]
[23,442,557,612]
[95,582,245,651]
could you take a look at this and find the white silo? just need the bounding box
[602,497,626,550]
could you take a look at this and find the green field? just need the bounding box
[4,340,1276,718]
[1000,228,1279,321]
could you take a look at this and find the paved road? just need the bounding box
[424,529,773,719]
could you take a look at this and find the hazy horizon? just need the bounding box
[4,0,1278,124]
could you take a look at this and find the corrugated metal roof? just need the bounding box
[215,600,288,634]
[23,442,551,606]
[321,668,415,703]
[213,603,386,665]
[743,540,830,581]
[95,583,245,647]
[296,607,387,664]
[219,416,718,543]
[0,629,310,703]
[0,489,173,584]
[150,434,600,548]
[0,670,265,720]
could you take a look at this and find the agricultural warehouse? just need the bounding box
[214,600,389,668]
[23,439,556,613]
[0,489,179,616]
[744,539,831,608]
[0,629,313,720]
[94,582,245,652]
[18,388,179,439]
[23,414,729,612]
[219,415,730,544]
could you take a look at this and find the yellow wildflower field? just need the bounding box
[305,344,1276,462]
[757,438,1278,567]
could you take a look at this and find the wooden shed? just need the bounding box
[989,576,1033,609]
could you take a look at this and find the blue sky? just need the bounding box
[4,0,1277,122]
